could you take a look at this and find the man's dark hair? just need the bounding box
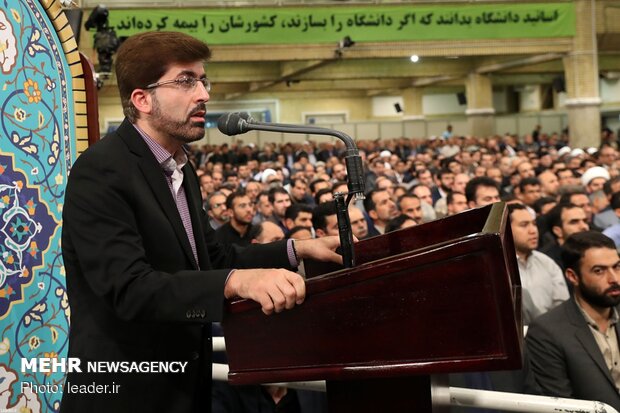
[562,231,616,276]
[507,202,528,219]
[604,176,620,196]
[556,168,576,179]
[285,203,313,221]
[247,223,262,241]
[532,196,556,214]
[518,177,541,193]
[309,179,328,194]
[291,177,307,187]
[268,186,289,204]
[446,191,464,206]
[385,215,415,233]
[397,193,419,211]
[225,189,247,210]
[312,201,337,232]
[287,226,312,239]
[199,172,212,182]
[363,188,387,213]
[257,190,270,201]
[558,188,588,204]
[115,31,211,122]
[545,202,579,235]
[332,180,348,191]
[465,177,499,203]
[436,168,454,180]
[207,191,226,211]
[610,192,620,210]
[224,171,238,181]
[315,188,333,205]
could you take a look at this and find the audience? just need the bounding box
[195,129,620,410]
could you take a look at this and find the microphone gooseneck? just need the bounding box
[216,112,365,268]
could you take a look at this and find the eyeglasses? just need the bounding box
[145,76,211,92]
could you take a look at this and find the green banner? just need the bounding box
[107,3,575,45]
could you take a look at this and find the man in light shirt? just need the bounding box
[508,203,569,320]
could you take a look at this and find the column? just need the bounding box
[564,0,600,148]
[465,73,495,138]
[402,87,424,120]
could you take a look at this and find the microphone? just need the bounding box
[218,112,365,268]
[216,112,253,135]
[217,112,365,198]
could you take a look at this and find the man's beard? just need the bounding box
[579,282,620,308]
[151,96,205,143]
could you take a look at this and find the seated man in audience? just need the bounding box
[447,191,469,216]
[385,215,417,233]
[537,170,560,198]
[309,178,331,199]
[594,177,620,230]
[517,177,543,208]
[315,188,334,205]
[526,231,620,410]
[411,184,437,223]
[559,189,598,230]
[509,203,569,320]
[375,176,396,200]
[312,201,339,238]
[199,172,215,201]
[603,192,620,249]
[214,191,255,246]
[250,221,285,244]
[582,166,610,195]
[289,177,314,205]
[284,203,314,233]
[288,226,313,241]
[245,180,262,204]
[268,187,292,233]
[348,206,369,240]
[431,169,454,205]
[465,177,501,209]
[252,190,273,225]
[397,193,423,224]
[207,191,229,230]
[557,168,579,188]
[540,203,589,270]
[363,188,399,237]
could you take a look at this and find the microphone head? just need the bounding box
[238,112,255,123]
[217,112,249,136]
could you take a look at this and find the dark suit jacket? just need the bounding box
[430,186,443,206]
[60,119,293,413]
[525,299,620,409]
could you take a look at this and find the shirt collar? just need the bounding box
[575,297,620,330]
[133,124,188,172]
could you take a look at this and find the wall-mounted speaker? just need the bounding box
[456,92,467,105]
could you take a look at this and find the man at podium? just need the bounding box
[61,31,342,413]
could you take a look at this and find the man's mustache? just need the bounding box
[190,103,207,116]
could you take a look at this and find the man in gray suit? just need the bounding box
[526,231,620,409]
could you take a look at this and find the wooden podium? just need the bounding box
[223,203,522,412]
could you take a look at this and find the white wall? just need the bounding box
[372,96,404,117]
[518,85,541,112]
[601,78,620,106]
[423,93,466,116]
